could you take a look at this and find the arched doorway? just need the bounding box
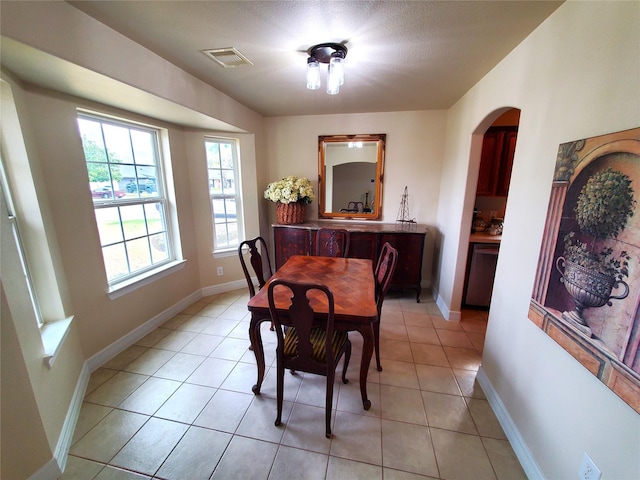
[460,108,521,313]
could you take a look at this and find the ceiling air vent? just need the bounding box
[201,47,253,68]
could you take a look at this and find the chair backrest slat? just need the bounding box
[375,242,399,313]
[238,236,273,297]
[268,280,336,371]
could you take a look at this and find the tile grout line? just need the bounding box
[68,291,519,480]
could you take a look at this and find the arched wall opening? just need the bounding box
[453,107,521,314]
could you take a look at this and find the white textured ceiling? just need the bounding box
[65,1,563,117]
[35,1,564,117]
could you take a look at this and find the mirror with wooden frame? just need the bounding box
[318,134,386,220]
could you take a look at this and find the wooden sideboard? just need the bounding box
[273,222,428,302]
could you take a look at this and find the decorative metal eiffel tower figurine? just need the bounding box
[396,186,416,225]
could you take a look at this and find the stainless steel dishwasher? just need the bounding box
[464,243,499,307]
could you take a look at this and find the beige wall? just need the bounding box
[437,1,640,478]
[263,111,447,286]
[1,75,88,479]
[1,189,67,480]
[264,112,446,225]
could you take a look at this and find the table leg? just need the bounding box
[358,324,374,410]
[249,314,267,395]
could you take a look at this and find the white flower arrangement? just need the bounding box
[264,176,315,204]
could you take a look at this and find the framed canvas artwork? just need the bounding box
[529,127,640,414]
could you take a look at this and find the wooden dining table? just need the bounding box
[247,254,378,410]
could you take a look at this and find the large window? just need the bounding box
[77,113,173,284]
[205,137,243,251]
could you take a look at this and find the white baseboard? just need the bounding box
[88,279,248,372]
[29,364,90,480]
[55,363,91,472]
[476,366,544,479]
[433,287,462,321]
[201,278,249,297]
[28,459,60,480]
[86,289,202,372]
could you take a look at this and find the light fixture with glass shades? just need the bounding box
[306,43,347,95]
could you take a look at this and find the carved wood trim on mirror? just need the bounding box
[318,134,386,220]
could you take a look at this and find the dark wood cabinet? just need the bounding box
[349,231,379,261]
[379,232,424,293]
[477,127,518,197]
[496,130,517,196]
[273,222,428,301]
[273,226,311,259]
[476,130,503,196]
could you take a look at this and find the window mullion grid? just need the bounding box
[79,113,175,285]
[212,192,233,248]
[9,214,44,325]
[98,123,115,188]
[221,195,230,244]
[206,137,241,251]
[114,206,133,276]
[142,203,153,263]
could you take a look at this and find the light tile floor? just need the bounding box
[62,289,527,480]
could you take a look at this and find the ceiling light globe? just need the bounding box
[327,63,340,95]
[330,55,345,86]
[306,57,321,90]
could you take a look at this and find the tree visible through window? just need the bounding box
[205,138,243,251]
[77,113,173,284]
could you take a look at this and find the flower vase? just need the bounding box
[276,201,305,225]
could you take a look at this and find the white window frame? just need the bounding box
[77,111,178,288]
[0,156,43,325]
[205,136,244,253]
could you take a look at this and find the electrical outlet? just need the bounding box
[216,266,224,276]
[579,452,602,480]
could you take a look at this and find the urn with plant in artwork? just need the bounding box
[556,167,635,336]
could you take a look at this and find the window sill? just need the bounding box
[107,259,187,299]
[41,316,74,368]
[213,248,237,259]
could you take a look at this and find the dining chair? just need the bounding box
[373,242,399,371]
[267,279,351,438]
[238,236,274,332]
[315,228,350,257]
